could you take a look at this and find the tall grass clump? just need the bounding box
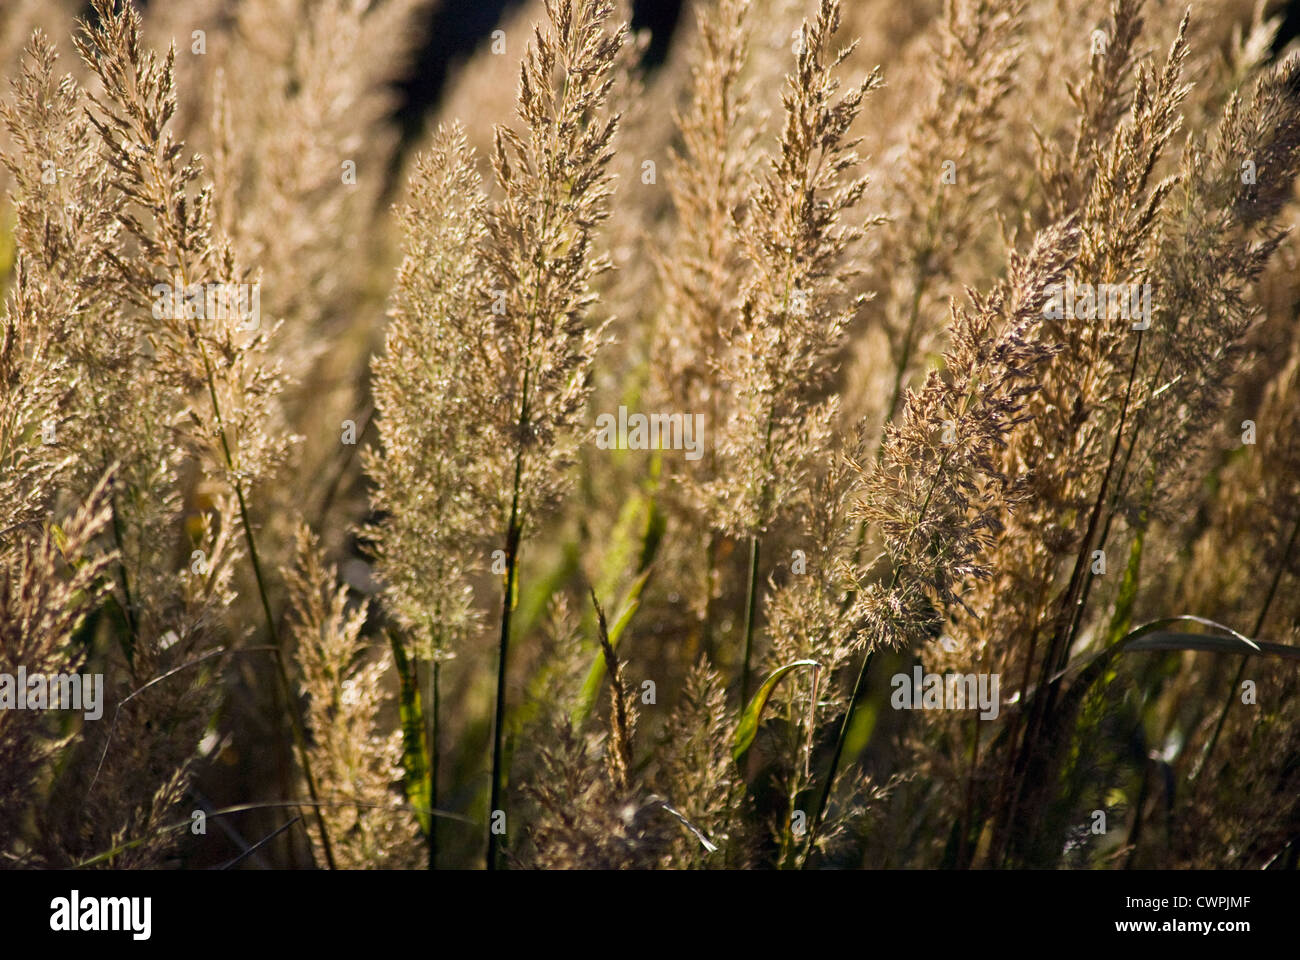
[2,0,1300,871]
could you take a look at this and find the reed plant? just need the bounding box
[3,0,1300,871]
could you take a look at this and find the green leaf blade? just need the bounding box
[732,659,820,762]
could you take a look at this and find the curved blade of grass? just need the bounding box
[574,568,651,724]
[1031,616,1299,867]
[1120,615,1260,650]
[657,799,718,853]
[733,659,820,762]
[1054,614,1268,687]
[1119,632,1300,660]
[1048,616,1295,731]
[572,487,664,722]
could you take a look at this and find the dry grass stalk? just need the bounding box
[3,0,1300,873]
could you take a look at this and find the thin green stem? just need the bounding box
[108,482,138,666]
[488,342,531,871]
[429,657,440,870]
[1194,510,1300,782]
[739,534,761,707]
[803,650,873,864]
[139,125,335,864]
[197,336,336,871]
[487,516,521,871]
[883,274,928,429]
[958,711,981,868]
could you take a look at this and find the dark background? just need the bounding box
[397,0,686,146]
[395,0,1300,143]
